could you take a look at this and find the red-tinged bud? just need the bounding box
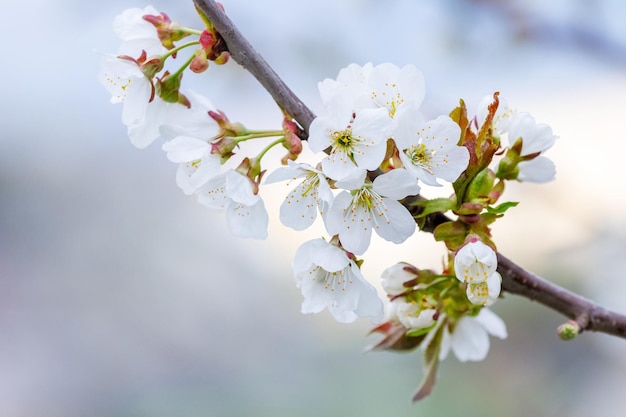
[208,110,248,137]
[117,52,162,102]
[211,137,237,163]
[199,30,216,49]
[118,51,165,79]
[213,51,230,65]
[190,49,209,73]
[235,157,263,193]
[280,119,303,164]
[142,12,171,29]
[197,28,229,63]
[458,214,481,224]
[457,202,483,216]
[140,57,165,79]
[143,12,190,51]
[488,180,505,204]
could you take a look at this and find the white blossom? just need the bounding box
[98,56,154,126]
[160,92,222,194]
[362,63,425,118]
[326,169,420,255]
[318,62,373,105]
[99,55,184,149]
[162,136,220,195]
[197,170,268,239]
[293,239,384,323]
[308,95,392,183]
[466,272,502,306]
[112,6,166,56]
[517,156,556,183]
[264,162,334,231]
[393,109,469,186]
[438,309,507,362]
[506,112,558,183]
[508,112,557,156]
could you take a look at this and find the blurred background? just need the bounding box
[2,0,626,415]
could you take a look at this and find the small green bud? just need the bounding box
[466,168,495,202]
[557,320,580,341]
[433,220,468,251]
[156,72,188,106]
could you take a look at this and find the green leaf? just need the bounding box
[485,201,519,215]
[412,197,456,218]
[406,322,437,338]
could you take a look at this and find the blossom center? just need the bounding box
[300,173,320,198]
[310,266,352,292]
[330,128,361,163]
[462,258,490,283]
[405,143,434,173]
[104,72,133,101]
[342,187,390,230]
[371,82,404,117]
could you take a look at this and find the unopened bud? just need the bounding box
[143,12,190,51]
[557,320,580,341]
[466,168,495,202]
[190,50,209,73]
[156,71,189,106]
[213,51,230,65]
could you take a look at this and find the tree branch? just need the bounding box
[193,0,626,339]
[194,0,316,136]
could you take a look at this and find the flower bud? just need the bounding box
[396,301,437,331]
[209,110,247,137]
[466,168,495,202]
[190,49,209,73]
[454,237,497,284]
[457,202,483,216]
[214,51,230,65]
[280,119,303,164]
[557,320,580,341]
[156,71,189,107]
[235,157,263,191]
[143,12,190,51]
[381,262,418,296]
[496,147,521,181]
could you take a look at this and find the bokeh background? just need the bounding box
[2,0,626,416]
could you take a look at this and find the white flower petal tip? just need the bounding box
[293,239,384,323]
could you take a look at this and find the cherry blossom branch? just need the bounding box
[193,0,626,339]
[497,253,626,338]
[412,201,626,339]
[194,0,315,136]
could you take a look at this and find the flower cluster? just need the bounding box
[100,6,558,401]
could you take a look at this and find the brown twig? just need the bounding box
[193,0,626,339]
[194,0,315,138]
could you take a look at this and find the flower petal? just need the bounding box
[450,317,490,362]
